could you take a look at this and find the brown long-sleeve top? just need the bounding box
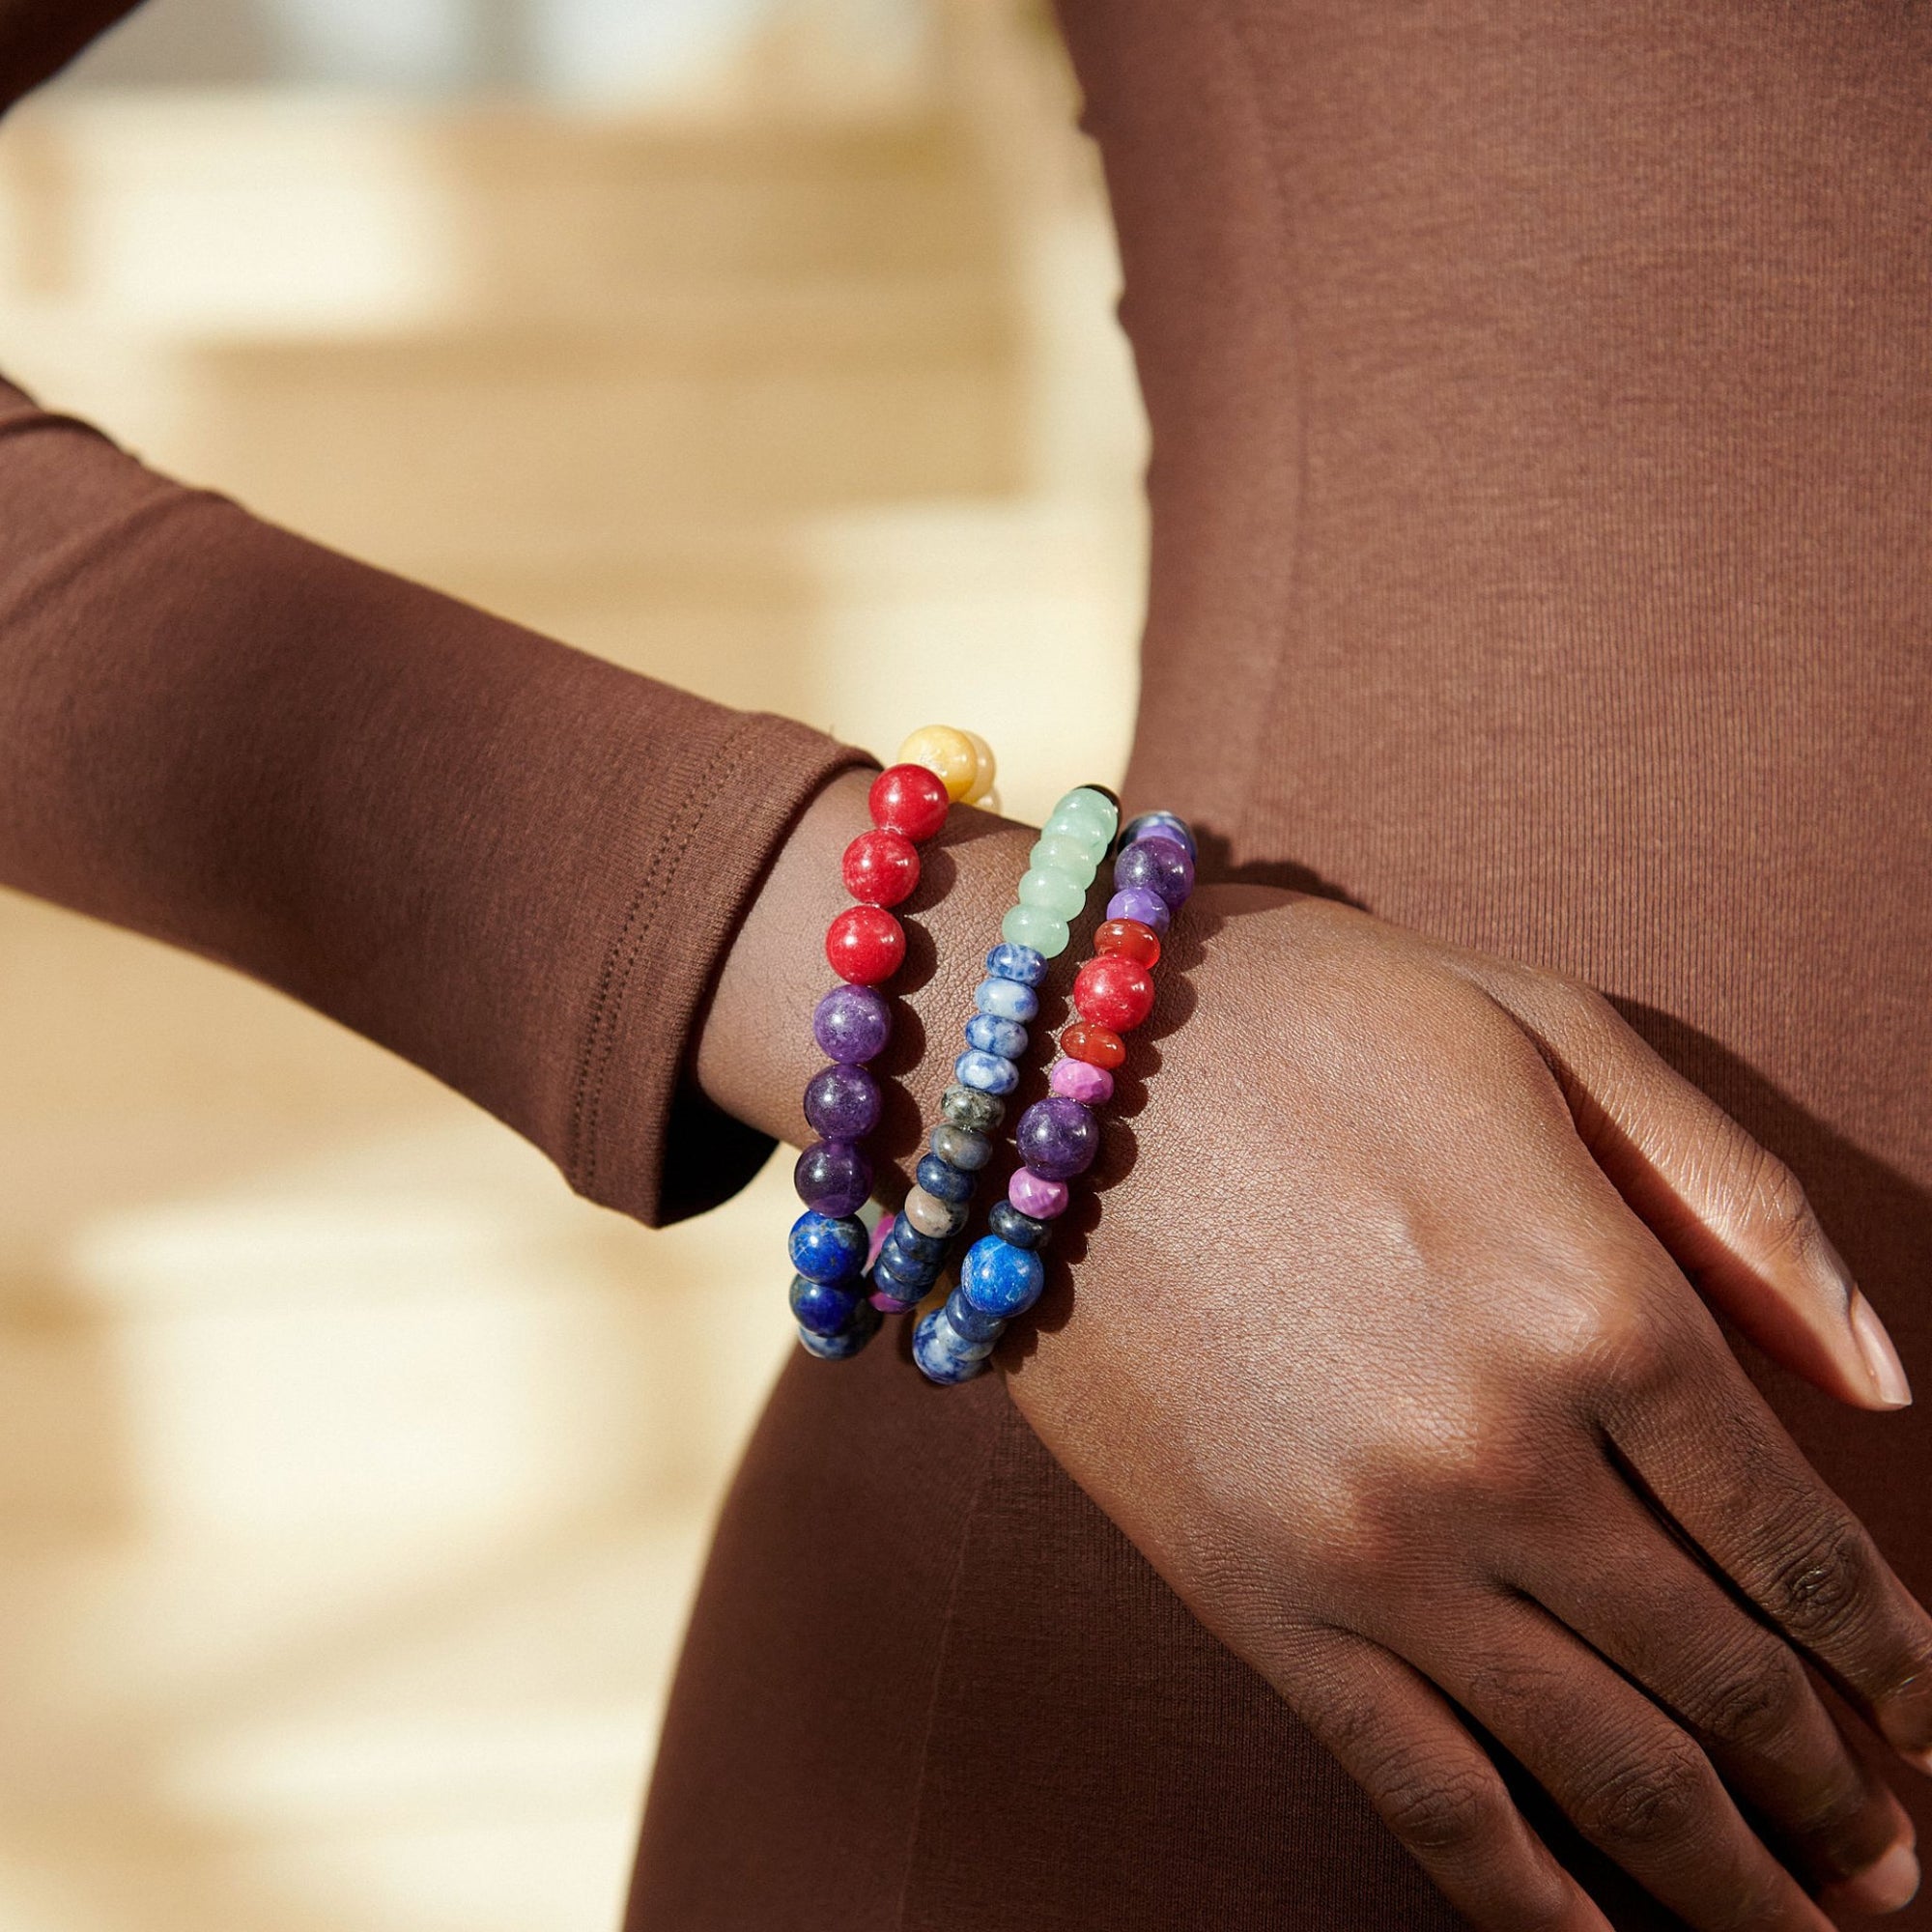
[0,5,869,1228]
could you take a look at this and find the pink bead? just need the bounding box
[867,1213,895,1271]
[1009,1167,1069,1220]
[1050,1058,1114,1106]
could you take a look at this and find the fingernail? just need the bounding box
[1830,1841,1920,1915]
[1851,1293,1914,1408]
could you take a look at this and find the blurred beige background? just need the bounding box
[0,2,1144,1927]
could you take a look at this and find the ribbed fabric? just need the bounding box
[632,2,1932,1926]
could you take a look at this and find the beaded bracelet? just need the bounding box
[867,784,1121,1315]
[787,726,997,1360]
[912,809,1198,1384]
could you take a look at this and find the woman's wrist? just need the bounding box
[695,766,1036,1188]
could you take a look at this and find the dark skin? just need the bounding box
[698,770,1930,1932]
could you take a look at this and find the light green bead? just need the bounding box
[1017,866,1087,920]
[1003,902,1071,958]
[1042,810,1111,858]
[1053,787,1120,838]
[1028,836,1097,886]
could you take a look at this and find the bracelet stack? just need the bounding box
[912,809,1197,1385]
[867,784,1121,1314]
[787,726,996,1360]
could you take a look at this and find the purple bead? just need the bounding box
[803,1063,881,1141]
[1015,1095,1099,1181]
[1009,1166,1069,1219]
[793,1140,873,1217]
[1122,810,1197,862]
[1050,1058,1114,1106]
[1112,834,1194,909]
[812,983,891,1064]
[1106,887,1170,935]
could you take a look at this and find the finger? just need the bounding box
[1607,1338,1932,1775]
[1279,1627,1614,1932]
[1483,971,1910,1411]
[1409,1595,1838,1931]
[1509,1468,1918,1913]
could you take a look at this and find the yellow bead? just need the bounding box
[898,724,980,803]
[962,729,998,804]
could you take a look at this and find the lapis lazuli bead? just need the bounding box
[789,1273,862,1337]
[974,975,1038,1023]
[964,1011,1028,1060]
[945,1286,1006,1344]
[984,941,1048,986]
[988,1199,1051,1251]
[1122,810,1197,862]
[915,1152,974,1205]
[913,1307,991,1383]
[959,1235,1046,1319]
[787,1210,868,1284]
[955,1048,1019,1094]
[799,1299,883,1359]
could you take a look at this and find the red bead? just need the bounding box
[1062,1020,1125,1069]
[1073,954,1156,1032]
[1094,918,1161,969]
[868,763,951,843]
[841,828,921,908]
[825,904,905,984]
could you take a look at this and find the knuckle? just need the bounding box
[1378,1758,1512,1858]
[1697,1640,1808,1751]
[1571,1737,1711,1851]
[1766,1521,1877,1647]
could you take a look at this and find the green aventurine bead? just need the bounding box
[1004,902,1071,957]
[1016,866,1087,920]
[1055,787,1120,837]
[1029,835,1097,885]
[1042,803,1113,850]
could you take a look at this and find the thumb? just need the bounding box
[1483,974,1912,1412]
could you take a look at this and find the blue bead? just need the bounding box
[878,1233,942,1282]
[964,1011,1028,1059]
[954,1049,1019,1094]
[789,1273,862,1337]
[988,1200,1052,1251]
[873,1252,937,1300]
[984,941,1048,987]
[945,1286,1007,1344]
[959,1236,1046,1319]
[787,1210,867,1284]
[974,975,1039,1023]
[885,1220,949,1265]
[915,1153,974,1204]
[1121,810,1197,862]
[799,1300,883,1360]
[913,1307,992,1384]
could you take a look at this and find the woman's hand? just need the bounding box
[1006,885,1929,1932]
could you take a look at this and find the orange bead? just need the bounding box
[1094,918,1160,969]
[1062,1019,1125,1069]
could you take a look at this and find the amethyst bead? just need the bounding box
[1105,887,1170,935]
[1015,1094,1099,1180]
[1112,834,1194,909]
[811,982,892,1064]
[1121,810,1197,862]
[792,1139,873,1217]
[802,1063,880,1141]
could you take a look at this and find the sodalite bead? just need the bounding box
[886,1219,950,1265]
[799,1299,883,1360]
[960,1235,1046,1319]
[793,1139,873,1217]
[1016,1094,1099,1180]
[913,1307,991,1383]
[945,1286,1007,1344]
[955,1048,1019,1094]
[873,1250,937,1302]
[984,941,1047,987]
[812,983,892,1064]
[877,1231,941,1282]
[964,1011,1028,1060]
[915,1153,974,1205]
[1029,835,1097,886]
[1017,867,1087,920]
[789,1273,862,1337]
[941,1083,1006,1132]
[974,975,1038,1023]
[1122,810,1197,861]
[788,1210,868,1283]
[988,1200,1051,1249]
[931,1124,992,1171]
[1113,834,1194,909]
[1050,1057,1114,1106]
[1002,903,1070,958]
[1009,1166,1069,1220]
[1106,886,1170,936]
[803,1063,881,1141]
[901,1184,967,1238]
